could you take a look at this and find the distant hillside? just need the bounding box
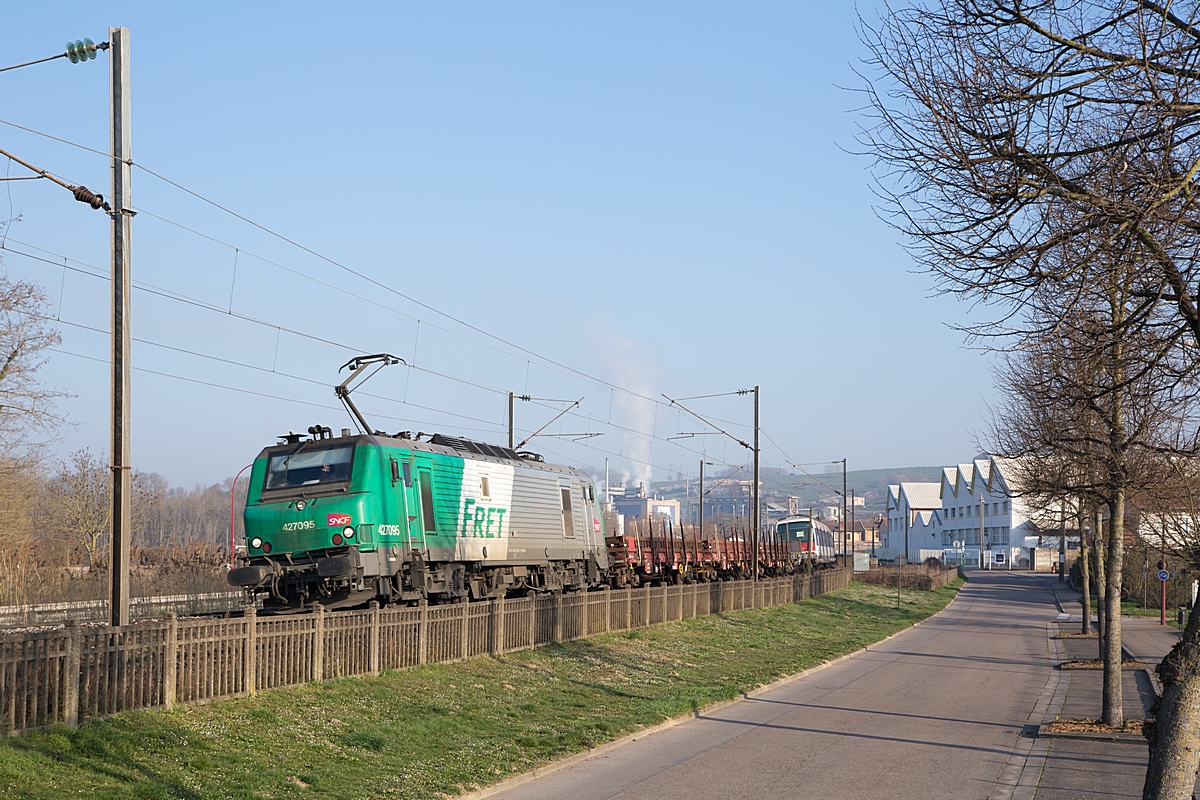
[645,466,946,512]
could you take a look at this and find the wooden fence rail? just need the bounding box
[0,569,850,735]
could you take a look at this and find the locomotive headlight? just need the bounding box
[251,537,263,549]
[343,526,355,538]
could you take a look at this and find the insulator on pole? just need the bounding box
[65,38,104,64]
[71,184,110,211]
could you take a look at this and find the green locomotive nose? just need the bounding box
[242,439,374,557]
[245,496,370,555]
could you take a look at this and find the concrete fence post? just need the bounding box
[163,612,178,708]
[491,597,505,655]
[624,587,632,631]
[530,597,540,647]
[460,600,470,659]
[605,588,612,632]
[644,588,651,627]
[312,604,325,682]
[63,620,80,728]
[418,599,429,665]
[368,601,381,675]
[552,593,563,643]
[243,607,256,696]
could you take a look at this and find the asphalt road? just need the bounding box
[486,571,1060,800]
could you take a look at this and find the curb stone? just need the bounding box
[1035,722,1146,745]
[457,583,966,800]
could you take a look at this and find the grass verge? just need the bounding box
[0,579,962,799]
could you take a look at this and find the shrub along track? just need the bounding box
[0,580,962,800]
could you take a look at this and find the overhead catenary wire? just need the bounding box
[0,117,773,476]
[49,347,502,436]
[11,275,728,478]
[1,237,731,466]
[0,114,750,420]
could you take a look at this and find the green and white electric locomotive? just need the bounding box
[229,356,609,608]
[228,428,609,608]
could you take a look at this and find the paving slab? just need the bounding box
[1035,594,1198,798]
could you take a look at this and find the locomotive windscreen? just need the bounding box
[265,443,354,491]
[779,520,810,542]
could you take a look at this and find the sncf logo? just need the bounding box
[593,519,601,534]
[327,514,352,527]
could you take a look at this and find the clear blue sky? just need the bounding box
[0,2,995,489]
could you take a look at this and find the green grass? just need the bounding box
[0,580,961,799]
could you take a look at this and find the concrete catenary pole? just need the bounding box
[108,26,133,628]
[842,459,848,561]
[752,385,760,581]
[507,391,514,449]
[698,459,706,547]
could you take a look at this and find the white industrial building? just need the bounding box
[883,482,943,562]
[880,456,1042,567]
[939,457,1039,567]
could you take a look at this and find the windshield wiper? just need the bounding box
[282,439,313,486]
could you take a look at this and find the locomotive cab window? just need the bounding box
[480,475,490,498]
[264,443,354,494]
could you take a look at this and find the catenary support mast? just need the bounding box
[108,26,132,628]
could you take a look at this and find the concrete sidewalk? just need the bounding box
[1034,583,1189,799]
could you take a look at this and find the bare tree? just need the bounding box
[0,271,64,456]
[858,2,1200,347]
[43,449,109,568]
[858,5,1200,794]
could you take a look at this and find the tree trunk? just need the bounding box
[1095,506,1108,659]
[1079,506,1092,636]
[1142,604,1200,799]
[1103,488,1125,728]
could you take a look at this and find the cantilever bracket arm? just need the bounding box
[662,393,752,451]
[334,353,404,435]
[516,398,583,450]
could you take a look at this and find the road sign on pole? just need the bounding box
[1159,569,1171,582]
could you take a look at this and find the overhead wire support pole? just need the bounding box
[752,385,760,582]
[507,391,514,449]
[109,26,132,628]
[662,388,757,580]
[843,458,848,563]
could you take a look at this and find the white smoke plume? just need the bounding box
[601,335,662,493]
